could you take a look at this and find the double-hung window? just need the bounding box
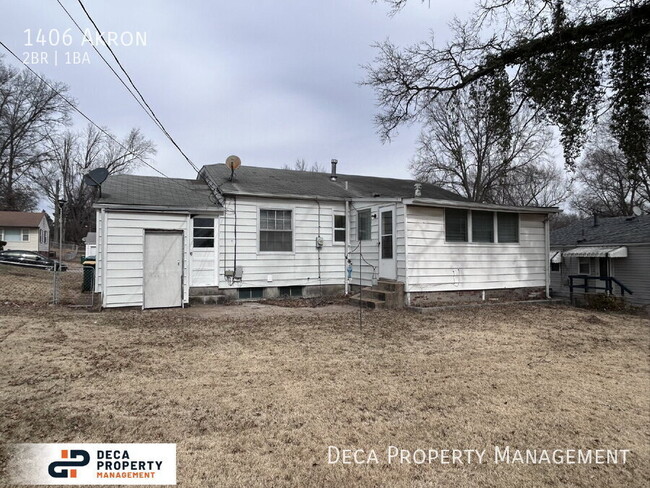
[260,209,292,252]
[334,214,346,243]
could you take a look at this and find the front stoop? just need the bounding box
[349,280,405,309]
[189,286,227,305]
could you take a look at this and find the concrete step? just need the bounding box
[363,289,398,302]
[376,280,404,293]
[189,286,221,296]
[189,294,227,305]
[349,294,385,309]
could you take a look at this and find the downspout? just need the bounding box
[544,215,550,299]
[345,199,350,295]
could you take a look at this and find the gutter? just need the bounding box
[403,197,561,214]
[93,204,223,213]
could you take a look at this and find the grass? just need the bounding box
[0,263,86,305]
[0,302,648,487]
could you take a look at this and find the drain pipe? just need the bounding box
[544,215,550,299]
[345,199,350,295]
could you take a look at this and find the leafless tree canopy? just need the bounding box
[32,124,156,244]
[366,1,650,169]
[571,124,650,216]
[0,57,71,210]
[282,158,325,172]
[411,88,568,207]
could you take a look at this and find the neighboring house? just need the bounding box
[0,211,50,253]
[83,232,97,257]
[550,215,650,308]
[93,162,559,309]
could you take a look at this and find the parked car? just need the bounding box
[0,250,68,271]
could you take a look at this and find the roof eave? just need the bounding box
[93,203,223,213]
[404,198,561,214]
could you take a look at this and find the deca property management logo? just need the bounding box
[8,443,176,485]
[48,449,91,479]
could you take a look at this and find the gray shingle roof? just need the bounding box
[98,174,215,209]
[202,164,469,201]
[551,215,650,246]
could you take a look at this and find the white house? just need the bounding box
[0,211,50,254]
[550,214,650,308]
[93,162,559,309]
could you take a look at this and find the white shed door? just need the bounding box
[144,231,183,309]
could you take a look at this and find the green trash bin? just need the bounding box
[82,256,96,292]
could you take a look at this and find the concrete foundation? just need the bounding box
[409,287,546,307]
[221,284,345,301]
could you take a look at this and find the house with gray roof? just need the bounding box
[93,161,559,309]
[550,214,650,307]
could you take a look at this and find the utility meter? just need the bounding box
[315,236,324,249]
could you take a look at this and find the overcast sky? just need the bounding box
[0,0,475,180]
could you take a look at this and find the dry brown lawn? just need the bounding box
[0,302,648,487]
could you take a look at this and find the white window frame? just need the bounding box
[578,257,591,275]
[333,212,346,245]
[357,209,371,241]
[258,207,294,254]
[192,216,216,249]
[22,228,29,241]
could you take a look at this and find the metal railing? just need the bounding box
[568,275,633,298]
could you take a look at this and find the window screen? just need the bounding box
[334,214,346,243]
[497,213,519,243]
[445,208,468,242]
[193,217,214,248]
[579,257,590,275]
[357,209,371,241]
[260,209,292,252]
[472,211,494,242]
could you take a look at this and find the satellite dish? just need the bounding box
[225,155,241,170]
[632,206,643,216]
[83,168,109,187]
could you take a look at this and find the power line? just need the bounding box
[74,0,201,173]
[0,40,169,180]
[71,0,225,205]
[55,0,162,134]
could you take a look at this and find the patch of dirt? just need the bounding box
[0,303,648,487]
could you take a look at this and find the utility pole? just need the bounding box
[52,180,60,304]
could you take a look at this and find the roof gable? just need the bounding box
[0,211,47,228]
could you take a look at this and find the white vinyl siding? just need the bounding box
[407,206,546,292]
[99,211,191,308]
[218,197,346,288]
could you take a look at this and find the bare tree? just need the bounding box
[571,126,649,216]
[411,88,567,207]
[33,124,155,243]
[282,158,325,172]
[0,57,71,210]
[365,1,650,171]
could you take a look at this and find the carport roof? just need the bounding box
[97,174,217,210]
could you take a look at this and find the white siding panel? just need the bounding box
[406,206,547,292]
[102,211,190,308]
[218,197,348,289]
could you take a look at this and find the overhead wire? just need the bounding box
[0,40,205,199]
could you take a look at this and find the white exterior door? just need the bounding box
[144,230,183,308]
[379,206,397,280]
[190,216,218,286]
